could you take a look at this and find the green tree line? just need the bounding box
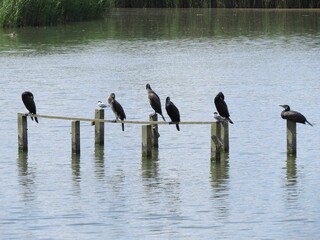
[0,0,112,27]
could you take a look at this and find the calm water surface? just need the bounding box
[1,9,320,239]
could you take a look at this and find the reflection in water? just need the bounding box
[211,153,229,187]
[17,150,36,202]
[285,154,299,204]
[71,154,81,183]
[141,150,182,221]
[210,153,229,219]
[94,144,105,180]
[1,9,319,53]
[141,149,159,180]
[286,154,297,185]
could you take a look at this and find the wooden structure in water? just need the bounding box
[18,110,229,160]
[210,121,229,161]
[286,120,296,155]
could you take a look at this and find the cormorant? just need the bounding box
[165,96,180,131]
[21,91,38,123]
[108,93,126,131]
[97,101,108,109]
[280,105,312,126]
[214,92,233,124]
[146,83,166,121]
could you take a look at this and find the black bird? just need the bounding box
[214,92,233,124]
[280,104,312,126]
[108,93,126,131]
[21,91,38,123]
[146,83,166,121]
[165,97,180,131]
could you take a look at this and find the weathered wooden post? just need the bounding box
[95,109,104,145]
[211,122,222,161]
[72,120,80,155]
[211,122,229,161]
[287,120,297,155]
[149,114,159,148]
[221,122,229,152]
[142,124,152,157]
[18,113,28,151]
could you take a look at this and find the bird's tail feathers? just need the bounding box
[121,123,125,131]
[228,118,234,124]
[176,124,180,131]
[35,117,39,123]
[161,114,166,122]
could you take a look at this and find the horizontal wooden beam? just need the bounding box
[21,113,216,125]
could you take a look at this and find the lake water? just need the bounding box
[1,8,320,239]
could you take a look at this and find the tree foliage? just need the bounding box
[0,0,112,27]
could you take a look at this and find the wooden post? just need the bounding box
[211,121,229,161]
[211,122,222,161]
[142,125,152,157]
[221,122,229,152]
[72,121,80,155]
[95,109,104,145]
[149,114,159,148]
[287,120,296,155]
[18,113,28,151]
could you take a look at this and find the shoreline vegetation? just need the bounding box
[1,0,320,28]
[0,0,112,28]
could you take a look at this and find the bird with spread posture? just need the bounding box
[108,93,126,131]
[214,92,233,124]
[21,91,38,123]
[146,83,166,121]
[165,96,180,131]
[97,101,108,109]
[280,105,312,126]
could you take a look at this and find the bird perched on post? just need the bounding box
[21,91,38,123]
[280,104,312,126]
[165,96,180,131]
[108,93,126,131]
[214,92,233,124]
[213,112,228,122]
[97,101,108,109]
[146,83,166,121]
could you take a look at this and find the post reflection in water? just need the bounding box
[94,144,105,180]
[210,153,230,219]
[71,154,81,184]
[141,149,159,180]
[285,154,299,204]
[17,150,36,202]
[286,154,297,186]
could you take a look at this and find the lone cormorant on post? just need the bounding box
[146,83,166,121]
[21,91,38,123]
[108,93,126,131]
[280,105,312,126]
[214,92,233,124]
[165,96,180,131]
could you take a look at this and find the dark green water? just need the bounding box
[0,9,320,239]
